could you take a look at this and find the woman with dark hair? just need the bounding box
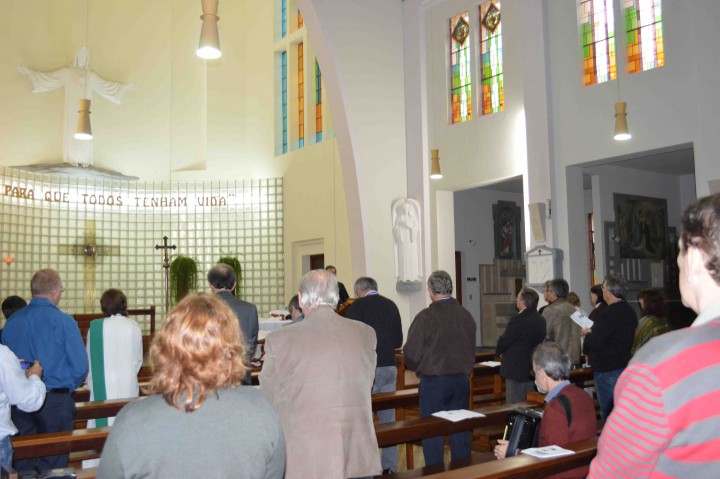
[588,285,607,323]
[86,289,142,430]
[632,288,671,354]
[98,294,285,478]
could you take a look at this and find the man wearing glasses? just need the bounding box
[2,269,88,473]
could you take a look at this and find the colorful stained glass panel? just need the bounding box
[315,60,322,143]
[579,0,617,86]
[480,1,504,115]
[625,0,663,74]
[298,42,304,148]
[450,12,472,124]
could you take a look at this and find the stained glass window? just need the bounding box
[281,0,287,38]
[450,11,472,124]
[579,0,617,86]
[479,1,503,115]
[625,0,663,73]
[315,60,322,143]
[298,9,303,29]
[281,51,288,153]
[298,42,304,149]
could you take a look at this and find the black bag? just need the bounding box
[504,407,543,457]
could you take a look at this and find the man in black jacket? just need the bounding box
[346,276,403,474]
[581,273,637,420]
[208,263,259,384]
[496,287,547,404]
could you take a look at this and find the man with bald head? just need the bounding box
[3,269,88,472]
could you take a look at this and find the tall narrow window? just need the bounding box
[298,9,303,28]
[281,0,287,38]
[281,51,288,153]
[298,42,305,149]
[450,11,472,124]
[479,2,504,115]
[579,0,617,86]
[625,0,663,73]
[315,60,322,143]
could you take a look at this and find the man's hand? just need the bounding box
[26,361,43,379]
[581,327,592,337]
[494,439,509,459]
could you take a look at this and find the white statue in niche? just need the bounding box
[18,47,134,167]
[393,198,423,288]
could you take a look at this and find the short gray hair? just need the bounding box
[532,341,571,381]
[354,277,378,295]
[547,278,569,299]
[299,270,339,312]
[518,287,539,311]
[427,270,453,295]
[603,273,628,300]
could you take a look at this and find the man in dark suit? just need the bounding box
[496,287,547,404]
[207,263,258,384]
[346,276,403,474]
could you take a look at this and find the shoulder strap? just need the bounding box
[555,394,573,426]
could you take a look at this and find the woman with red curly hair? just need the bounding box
[98,294,285,478]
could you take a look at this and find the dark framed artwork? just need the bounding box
[614,193,668,260]
[493,201,521,259]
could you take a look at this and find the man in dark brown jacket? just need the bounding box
[403,270,476,466]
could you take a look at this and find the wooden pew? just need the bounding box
[378,438,597,479]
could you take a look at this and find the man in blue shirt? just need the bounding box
[2,269,88,473]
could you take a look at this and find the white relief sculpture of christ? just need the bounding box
[18,47,134,167]
[393,198,423,284]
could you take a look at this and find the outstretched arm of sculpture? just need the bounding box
[18,66,68,93]
[89,72,135,105]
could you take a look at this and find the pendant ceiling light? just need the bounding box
[197,0,221,60]
[430,149,443,179]
[613,101,631,141]
[75,0,92,141]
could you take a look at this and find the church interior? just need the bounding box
[1,0,718,343]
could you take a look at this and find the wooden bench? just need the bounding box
[376,437,598,479]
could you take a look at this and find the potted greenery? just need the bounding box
[217,256,243,297]
[169,255,199,304]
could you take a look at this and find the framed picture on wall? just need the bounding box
[493,201,521,259]
[613,193,668,260]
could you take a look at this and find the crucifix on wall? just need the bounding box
[58,219,120,311]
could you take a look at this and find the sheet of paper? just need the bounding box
[431,409,486,422]
[570,310,593,329]
[478,361,501,367]
[521,445,576,458]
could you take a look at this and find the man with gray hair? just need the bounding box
[542,278,582,364]
[2,269,88,472]
[260,270,381,478]
[494,342,596,479]
[403,270,476,466]
[346,276,403,474]
[207,263,258,384]
[582,273,638,421]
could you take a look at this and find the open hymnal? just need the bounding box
[431,409,486,422]
[521,445,576,458]
[570,310,593,329]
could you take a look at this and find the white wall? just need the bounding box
[454,187,524,323]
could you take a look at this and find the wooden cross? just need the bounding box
[155,236,176,315]
[58,219,120,311]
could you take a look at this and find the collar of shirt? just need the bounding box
[544,380,570,403]
[365,290,378,296]
[693,297,720,326]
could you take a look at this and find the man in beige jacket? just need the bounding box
[542,278,582,364]
[260,269,381,479]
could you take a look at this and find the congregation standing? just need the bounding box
[4,195,720,478]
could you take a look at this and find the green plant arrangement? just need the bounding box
[217,256,243,297]
[169,255,199,304]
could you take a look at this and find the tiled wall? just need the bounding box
[0,168,284,332]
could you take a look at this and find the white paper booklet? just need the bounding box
[521,445,576,458]
[431,409,486,422]
[570,310,593,329]
[478,361,501,367]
